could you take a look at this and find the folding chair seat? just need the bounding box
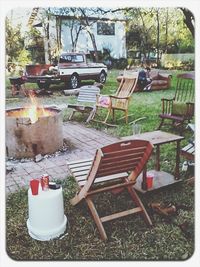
[67,139,153,240]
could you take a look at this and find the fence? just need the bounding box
[161,53,194,70]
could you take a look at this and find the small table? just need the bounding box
[122,130,184,193]
[27,186,67,241]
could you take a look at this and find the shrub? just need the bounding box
[112,57,128,69]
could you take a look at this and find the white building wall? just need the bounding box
[60,19,126,58]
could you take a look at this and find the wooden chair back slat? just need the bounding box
[102,146,147,157]
[101,152,144,164]
[175,73,194,103]
[96,163,139,177]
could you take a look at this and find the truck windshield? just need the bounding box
[59,54,84,63]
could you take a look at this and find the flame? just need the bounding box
[26,93,39,123]
[6,92,53,124]
[26,105,38,124]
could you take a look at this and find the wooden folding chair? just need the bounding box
[67,85,100,123]
[67,139,153,240]
[95,70,138,125]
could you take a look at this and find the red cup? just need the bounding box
[146,174,154,189]
[30,179,40,195]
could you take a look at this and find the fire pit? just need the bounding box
[6,107,63,158]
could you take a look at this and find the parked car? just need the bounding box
[24,52,108,89]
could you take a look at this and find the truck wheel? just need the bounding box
[69,74,79,89]
[98,71,107,84]
[37,80,50,89]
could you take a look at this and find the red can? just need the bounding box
[41,174,49,191]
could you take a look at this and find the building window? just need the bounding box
[97,22,115,35]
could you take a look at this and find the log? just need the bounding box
[93,82,104,89]
[63,89,80,96]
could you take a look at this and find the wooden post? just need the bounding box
[141,165,147,190]
[155,145,160,171]
[175,140,181,180]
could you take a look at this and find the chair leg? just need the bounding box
[127,185,152,226]
[69,110,76,121]
[70,193,82,206]
[157,118,164,130]
[103,108,111,124]
[85,196,108,241]
[86,108,96,123]
[125,110,128,124]
[111,109,115,121]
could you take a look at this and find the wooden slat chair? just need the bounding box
[67,139,153,240]
[67,85,100,123]
[95,70,138,125]
[158,72,195,132]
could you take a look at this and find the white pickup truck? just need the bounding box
[24,52,108,89]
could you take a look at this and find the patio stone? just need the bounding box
[5,122,119,195]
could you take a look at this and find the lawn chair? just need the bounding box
[67,85,100,123]
[95,70,138,125]
[67,139,153,240]
[158,72,194,132]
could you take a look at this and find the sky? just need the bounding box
[6,8,32,33]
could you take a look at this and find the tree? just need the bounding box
[5,17,32,72]
[78,8,99,61]
[48,7,116,62]
[125,7,194,64]
[5,17,24,63]
[24,26,45,63]
[180,8,194,38]
[69,20,83,52]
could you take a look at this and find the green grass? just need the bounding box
[6,178,194,260]
[6,69,195,261]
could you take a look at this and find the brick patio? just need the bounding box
[6,122,119,195]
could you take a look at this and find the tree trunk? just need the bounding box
[79,8,99,62]
[180,8,194,38]
[156,9,160,67]
[55,16,61,52]
[138,10,149,64]
[87,31,99,62]
[165,8,169,53]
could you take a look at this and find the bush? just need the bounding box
[179,60,194,71]
[162,59,194,71]
[112,57,128,69]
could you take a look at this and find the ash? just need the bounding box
[6,138,76,164]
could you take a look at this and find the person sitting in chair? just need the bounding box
[138,67,152,91]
